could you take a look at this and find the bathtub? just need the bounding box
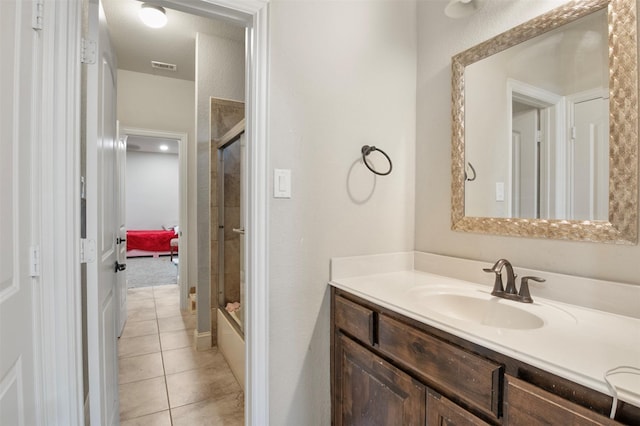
[217,308,245,390]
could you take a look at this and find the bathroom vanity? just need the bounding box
[329,253,640,425]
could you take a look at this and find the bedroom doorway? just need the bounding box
[120,127,189,311]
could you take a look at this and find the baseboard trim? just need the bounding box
[193,329,212,351]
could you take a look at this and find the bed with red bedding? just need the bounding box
[127,230,176,253]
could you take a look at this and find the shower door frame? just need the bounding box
[217,129,246,336]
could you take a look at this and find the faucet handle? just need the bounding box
[483,267,504,295]
[518,276,545,303]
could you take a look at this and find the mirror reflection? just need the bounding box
[464,9,608,220]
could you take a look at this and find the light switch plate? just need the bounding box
[496,182,505,202]
[274,169,291,198]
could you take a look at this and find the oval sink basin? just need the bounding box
[418,293,544,330]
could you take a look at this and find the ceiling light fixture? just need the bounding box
[159,145,169,151]
[139,3,167,28]
[445,0,483,19]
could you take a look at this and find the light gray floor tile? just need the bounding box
[119,282,243,424]
[119,376,169,420]
[118,334,161,359]
[121,319,158,339]
[126,299,157,322]
[127,287,154,301]
[155,302,184,319]
[153,285,180,298]
[160,329,194,351]
[119,352,164,385]
[166,365,242,408]
[158,314,195,333]
[162,347,220,375]
[120,410,172,426]
[128,297,156,311]
[171,392,244,426]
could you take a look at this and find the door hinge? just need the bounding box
[81,38,97,65]
[571,126,577,140]
[80,239,96,263]
[32,0,44,31]
[29,246,40,277]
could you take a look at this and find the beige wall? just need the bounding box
[268,1,417,423]
[415,0,640,284]
[194,32,245,335]
[116,69,197,290]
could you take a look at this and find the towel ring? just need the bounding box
[464,162,476,182]
[361,145,392,176]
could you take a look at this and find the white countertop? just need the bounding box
[329,253,640,410]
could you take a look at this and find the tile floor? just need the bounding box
[119,284,244,425]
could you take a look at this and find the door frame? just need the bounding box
[43,0,270,424]
[120,127,189,310]
[507,79,564,218]
[36,0,84,423]
[152,3,271,423]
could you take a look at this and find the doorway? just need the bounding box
[120,127,189,311]
[94,2,255,421]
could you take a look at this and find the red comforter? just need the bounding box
[127,230,176,252]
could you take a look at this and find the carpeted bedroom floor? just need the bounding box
[127,256,178,288]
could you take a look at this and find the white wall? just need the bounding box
[195,32,245,334]
[268,1,416,424]
[116,69,196,282]
[126,151,179,230]
[415,0,640,284]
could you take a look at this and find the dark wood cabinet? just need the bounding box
[377,314,502,419]
[427,391,492,426]
[504,375,617,426]
[331,287,639,426]
[335,333,426,425]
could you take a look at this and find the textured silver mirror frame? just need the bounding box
[451,0,638,244]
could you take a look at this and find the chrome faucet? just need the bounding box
[483,259,545,303]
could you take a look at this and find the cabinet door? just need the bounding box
[505,375,618,425]
[335,333,426,426]
[427,391,492,426]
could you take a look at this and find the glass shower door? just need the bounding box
[218,133,245,333]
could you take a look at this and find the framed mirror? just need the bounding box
[451,0,638,244]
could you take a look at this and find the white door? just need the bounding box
[85,1,120,424]
[512,108,539,218]
[571,97,608,220]
[0,1,39,424]
[116,129,128,337]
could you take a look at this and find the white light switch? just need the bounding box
[274,169,291,198]
[496,182,505,202]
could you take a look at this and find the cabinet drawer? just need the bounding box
[505,375,618,425]
[334,295,375,346]
[378,315,503,418]
[427,390,492,426]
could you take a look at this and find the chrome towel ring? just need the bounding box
[361,145,392,176]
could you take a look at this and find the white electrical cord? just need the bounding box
[604,366,640,419]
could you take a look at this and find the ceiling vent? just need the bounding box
[151,61,177,72]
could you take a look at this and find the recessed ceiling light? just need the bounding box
[139,3,167,29]
[159,145,169,151]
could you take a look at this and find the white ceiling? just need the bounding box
[102,0,245,81]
